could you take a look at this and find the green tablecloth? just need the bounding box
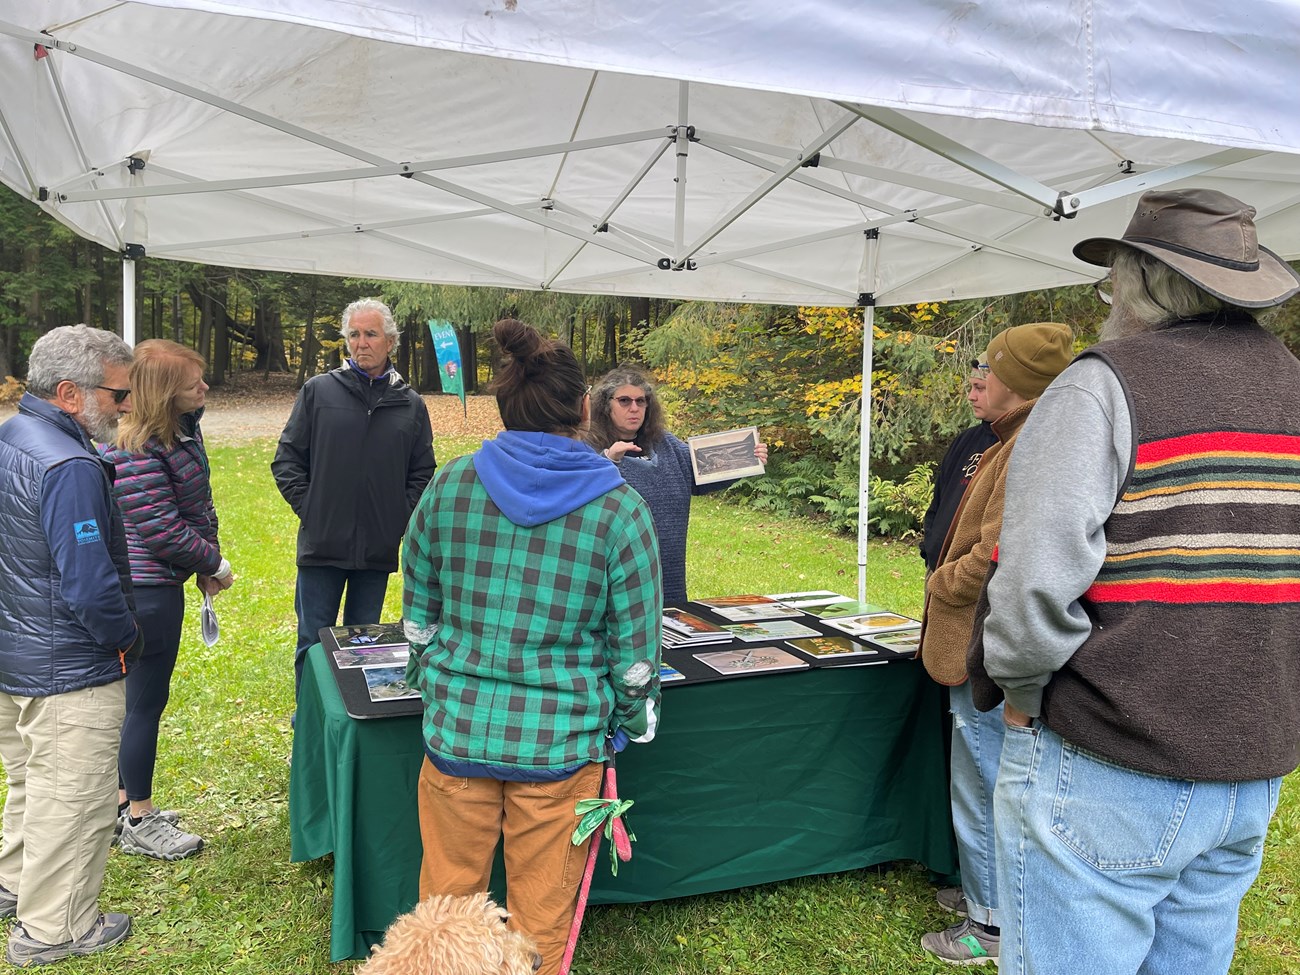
[289,643,956,962]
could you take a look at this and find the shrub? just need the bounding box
[868,464,935,540]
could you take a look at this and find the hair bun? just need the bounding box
[493,318,544,361]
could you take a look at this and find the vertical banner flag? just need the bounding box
[428,319,466,416]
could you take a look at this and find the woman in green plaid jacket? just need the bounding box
[401,318,663,975]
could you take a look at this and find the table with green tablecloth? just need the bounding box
[289,641,956,962]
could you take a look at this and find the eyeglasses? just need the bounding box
[613,396,648,408]
[95,385,132,404]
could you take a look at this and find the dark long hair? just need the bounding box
[489,319,586,435]
[586,365,666,455]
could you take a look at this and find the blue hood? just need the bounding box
[473,430,623,527]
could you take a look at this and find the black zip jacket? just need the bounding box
[272,363,436,571]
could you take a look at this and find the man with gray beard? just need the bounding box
[0,325,142,965]
[969,189,1300,975]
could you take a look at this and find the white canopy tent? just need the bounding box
[4,0,1300,598]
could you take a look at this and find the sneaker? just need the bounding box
[112,808,179,847]
[936,886,969,917]
[0,884,15,920]
[117,812,203,861]
[5,912,131,965]
[920,917,999,966]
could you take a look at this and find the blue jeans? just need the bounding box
[293,565,390,700]
[995,720,1281,975]
[949,680,1004,927]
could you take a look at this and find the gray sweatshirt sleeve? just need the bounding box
[983,356,1132,717]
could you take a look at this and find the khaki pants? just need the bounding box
[418,758,602,975]
[0,682,124,945]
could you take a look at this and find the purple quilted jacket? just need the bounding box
[101,412,221,586]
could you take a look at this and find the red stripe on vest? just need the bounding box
[1136,431,1300,464]
[1086,578,1300,604]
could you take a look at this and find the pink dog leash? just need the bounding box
[558,759,633,975]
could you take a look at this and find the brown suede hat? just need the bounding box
[984,322,1072,400]
[1073,188,1300,309]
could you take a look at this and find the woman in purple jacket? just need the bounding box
[102,340,234,860]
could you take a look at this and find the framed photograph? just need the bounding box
[686,427,764,485]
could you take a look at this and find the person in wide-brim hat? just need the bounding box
[1073,187,1300,308]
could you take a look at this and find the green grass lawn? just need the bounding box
[1,435,1295,973]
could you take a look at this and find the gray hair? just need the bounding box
[26,324,133,398]
[340,298,400,350]
[1110,248,1243,327]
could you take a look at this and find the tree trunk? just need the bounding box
[94,247,109,330]
[419,320,438,393]
[602,309,618,368]
[630,296,650,332]
[77,243,93,325]
[197,289,213,376]
[398,317,413,386]
[296,279,319,387]
[210,281,229,387]
[23,241,42,334]
[459,325,477,393]
[253,296,290,373]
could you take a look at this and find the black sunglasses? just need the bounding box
[95,385,132,404]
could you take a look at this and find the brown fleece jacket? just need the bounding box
[919,399,1035,685]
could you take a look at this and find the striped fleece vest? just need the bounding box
[1042,315,1300,781]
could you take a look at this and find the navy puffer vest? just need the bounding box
[0,398,133,696]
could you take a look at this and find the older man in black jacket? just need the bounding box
[273,299,436,701]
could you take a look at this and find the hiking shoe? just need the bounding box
[0,884,15,919]
[6,912,131,966]
[921,917,999,965]
[118,811,203,861]
[112,808,179,847]
[936,886,969,917]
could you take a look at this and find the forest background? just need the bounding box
[8,182,1300,541]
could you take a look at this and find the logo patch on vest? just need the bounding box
[74,519,101,545]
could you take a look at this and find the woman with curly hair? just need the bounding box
[587,365,767,605]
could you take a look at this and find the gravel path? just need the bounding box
[0,372,505,446]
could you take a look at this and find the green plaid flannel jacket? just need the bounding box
[403,454,663,770]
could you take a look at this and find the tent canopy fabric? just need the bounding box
[4,0,1300,308]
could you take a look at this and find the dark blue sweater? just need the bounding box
[616,433,728,606]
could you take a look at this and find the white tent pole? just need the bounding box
[838,103,1059,210]
[857,228,879,603]
[121,154,148,347]
[122,257,136,347]
[672,82,689,265]
[1060,147,1260,214]
[34,43,122,248]
[55,129,671,204]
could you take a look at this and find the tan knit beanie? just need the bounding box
[984,322,1073,399]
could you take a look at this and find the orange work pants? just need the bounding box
[417,757,602,975]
